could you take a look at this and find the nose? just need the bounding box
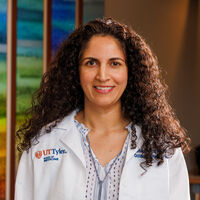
[96,64,110,82]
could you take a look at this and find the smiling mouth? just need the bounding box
[94,86,114,90]
[93,86,115,94]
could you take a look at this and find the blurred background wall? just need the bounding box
[105,0,200,173]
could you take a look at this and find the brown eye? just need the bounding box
[111,61,121,66]
[85,60,96,66]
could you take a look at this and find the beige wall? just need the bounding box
[105,0,200,172]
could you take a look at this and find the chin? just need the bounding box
[92,99,120,108]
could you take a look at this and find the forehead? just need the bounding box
[81,35,126,59]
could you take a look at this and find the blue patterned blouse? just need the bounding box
[74,119,132,200]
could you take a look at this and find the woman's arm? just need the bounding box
[15,151,34,200]
[168,148,190,200]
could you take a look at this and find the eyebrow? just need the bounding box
[81,57,126,63]
[110,57,126,62]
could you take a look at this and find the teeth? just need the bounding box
[95,86,113,90]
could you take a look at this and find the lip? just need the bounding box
[95,85,114,87]
[93,85,115,94]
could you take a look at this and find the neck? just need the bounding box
[76,101,128,133]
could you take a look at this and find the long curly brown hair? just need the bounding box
[17,18,190,169]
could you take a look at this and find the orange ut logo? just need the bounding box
[35,151,42,159]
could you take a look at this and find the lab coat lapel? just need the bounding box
[56,110,86,168]
[124,125,143,164]
[60,126,86,168]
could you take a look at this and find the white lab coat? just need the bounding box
[15,110,190,200]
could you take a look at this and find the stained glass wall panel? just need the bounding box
[16,0,43,165]
[0,0,7,199]
[52,0,75,53]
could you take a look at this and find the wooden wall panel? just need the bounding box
[43,0,52,73]
[76,0,83,28]
[6,0,17,199]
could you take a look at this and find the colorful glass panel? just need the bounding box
[52,0,75,53]
[0,0,7,199]
[16,0,43,165]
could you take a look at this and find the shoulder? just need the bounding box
[133,125,186,163]
[30,109,77,151]
[167,147,186,163]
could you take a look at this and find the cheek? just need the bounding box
[79,69,94,88]
[114,70,128,86]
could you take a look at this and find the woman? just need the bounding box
[15,18,191,200]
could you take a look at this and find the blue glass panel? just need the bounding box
[52,0,75,53]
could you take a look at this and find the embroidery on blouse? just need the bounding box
[74,117,132,200]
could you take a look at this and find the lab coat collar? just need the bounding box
[55,109,77,130]
[56,110,86,168]
[55,110,143,167]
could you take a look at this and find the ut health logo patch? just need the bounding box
[35,151,42,159]
[35,148,67,162]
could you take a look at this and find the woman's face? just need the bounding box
[79,35,128,108]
